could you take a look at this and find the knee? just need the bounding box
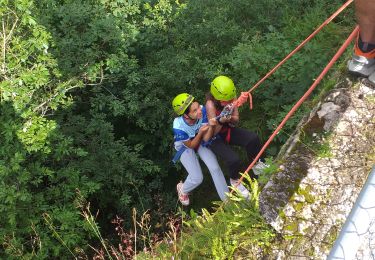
[208,165,223,176]
[244,134,261,150]
[191,175,203,186]
[246,132,260,145]
[227,157,241,170]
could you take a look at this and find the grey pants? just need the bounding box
[180,146,229,201]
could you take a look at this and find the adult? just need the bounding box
[348,0,375,84]
[172,93,229,205]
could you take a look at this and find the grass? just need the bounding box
[142,176,276,259]
[38,184,275,259]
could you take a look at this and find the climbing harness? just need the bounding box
[172,146,187,164]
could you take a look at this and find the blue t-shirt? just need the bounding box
[172,106,208,150]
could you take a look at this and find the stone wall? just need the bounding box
[259,79,375,259]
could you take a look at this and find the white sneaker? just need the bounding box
[230,178,250,199]
[348,54,375,77]
[252,160,269,176]
[176,182,189,206]
[347,35,375,77]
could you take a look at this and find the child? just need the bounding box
[205,76,267,199]
[172,93,229,205]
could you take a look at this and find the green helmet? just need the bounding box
[210,75,236,101]
[172,93,195,115]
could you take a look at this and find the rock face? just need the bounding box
[259,79,375,259]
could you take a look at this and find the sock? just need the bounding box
[358,36,375,53]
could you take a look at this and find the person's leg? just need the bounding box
[180,148,204,193]
[228,128,261,161]
[209,137,241,180]
[348,1,375,78]
[355,0,375,44]
[197,146,229,201]
[228,127,268,176]
[209,137,250,198]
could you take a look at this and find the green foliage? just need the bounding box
[257,157,280,186]
[0,0,354,257]
[301,131,334,159]
[229,0,351,154]
[0,0,163,258]
[149,177,276,258]
[0,0,92,257]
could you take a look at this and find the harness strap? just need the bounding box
[172,146,187,164]
[225,127,232,143]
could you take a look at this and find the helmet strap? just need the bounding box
[183,113,195,121]
[183,112,197,125]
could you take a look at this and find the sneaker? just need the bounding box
[348,34,375,77]
[176,182,189,206]
[230,178,250,199]
[252,160,269,176]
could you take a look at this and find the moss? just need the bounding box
[297,187,315,204]
[320,226,339,253]
[366,95,375,104]
[317,143,333,158]
[309,78,338,107]
[285,221,299,233]
[299,130,334,159]
[279,210,286,221]
[325,227,339,246]
[287,235,307,256]
[303,184,313,194]
[293,202,304,212]
[304,245,315,257]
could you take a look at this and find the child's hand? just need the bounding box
[198,124,210,134]
[208,118,217,126]
[219,115,231,124]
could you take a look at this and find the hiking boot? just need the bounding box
[348,35,375,77]
[176,182,189,206]
[230,178,250,199]
[252,160,269,176]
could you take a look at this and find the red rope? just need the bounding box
[234,26,359,188]
[233,0,354,111]
[233,92,253,109]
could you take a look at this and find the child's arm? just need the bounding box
[202,118,217,141]
[205,100,223,135]
[229,106,239,124]
[183,124,209,149]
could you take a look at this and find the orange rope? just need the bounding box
[234,26,359,189]
[233,92,253,109]
[233,0,354,111]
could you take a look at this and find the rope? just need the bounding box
[178,0,356,211]
[233,0,354,110]
[234,25,359,189]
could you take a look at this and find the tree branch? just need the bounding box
[33,84,81,115]
[1,10,18,80]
